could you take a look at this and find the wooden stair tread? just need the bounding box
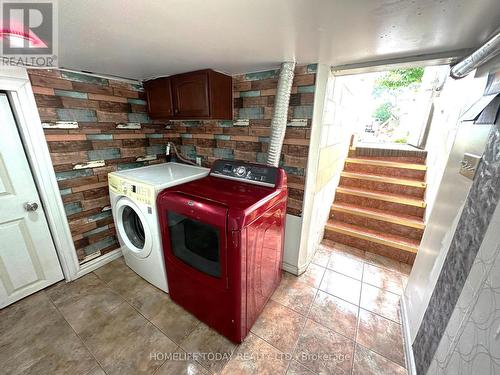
[325,221,419,253]
[336,186,427,208]
[331,203,425,229]
[341,171,427,188]
[345,157,427,170]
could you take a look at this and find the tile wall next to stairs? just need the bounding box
[28,65,317,264]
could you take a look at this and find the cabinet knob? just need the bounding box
[174,109,178,114]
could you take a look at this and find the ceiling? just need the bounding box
[58,0,500,80]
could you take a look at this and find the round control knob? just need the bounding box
[235,166,246,177]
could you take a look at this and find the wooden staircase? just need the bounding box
[324,147,427,265]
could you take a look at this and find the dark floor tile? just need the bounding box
[356,309,405,368]
[272,276,317,315]
[79,302,176,375]
[0,292,98,375]
[1,243,414,375]
[127,281,200,344]
[294,319,355,374]
[180,322,237,373]
[251,299,306,353]
[86,367,107,375]
[222,333,288,375]
[93,257,154,302]
[352,344,407,375]
[309,290,359,339]
[46,273,123,333]
[92,256,127,283]
[155,347,208,374]
[286,360,317,374]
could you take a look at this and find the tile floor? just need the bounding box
[0,240,411,375]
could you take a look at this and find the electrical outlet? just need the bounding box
[196,157,202,166]
[459,153,482,180]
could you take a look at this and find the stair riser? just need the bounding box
[324,229,416,265]
[339,177,425,198]
[352,146,427,160]
[348,151,426,164]
[344,163,426,180]
[335,192,425,218]
[330,210,424,241]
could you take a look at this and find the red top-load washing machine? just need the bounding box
[157,159,287,343]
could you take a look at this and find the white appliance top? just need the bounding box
[110,162,209,190]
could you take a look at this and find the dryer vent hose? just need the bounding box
[266,61,296,167]
[450,31,500,79]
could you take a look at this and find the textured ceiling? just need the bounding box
[58,0,500,80]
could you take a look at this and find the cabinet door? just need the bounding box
[145,78,173,118]
[171,71,210,118]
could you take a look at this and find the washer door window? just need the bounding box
[122,206,145,248]
[116,198,153,258]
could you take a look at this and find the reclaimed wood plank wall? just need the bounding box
[28,64,317,263]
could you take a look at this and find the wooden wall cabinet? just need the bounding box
[144,69,232,120]
[144,77,173,118]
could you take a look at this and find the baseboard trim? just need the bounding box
[400,293,417,375]
[297,261,309,275]
[282,260,310,276]
[76,248,123,279]
[282,261,299,275]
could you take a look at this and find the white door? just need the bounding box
[0,93,63,308]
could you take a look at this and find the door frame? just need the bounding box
[0,67,121,281]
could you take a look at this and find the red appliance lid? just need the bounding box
[165,175,279,211]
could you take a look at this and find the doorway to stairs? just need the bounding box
[325,146,427,265]
[319,63,450,269]
[317,62,486,270]
[338,65,449,148]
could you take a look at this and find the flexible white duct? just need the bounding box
[450,32,500,79]
[266,61,296,167]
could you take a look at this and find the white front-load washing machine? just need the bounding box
[108,162,209,292]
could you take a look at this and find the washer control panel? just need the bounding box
[210,160,278,187]
[108,174,154,205]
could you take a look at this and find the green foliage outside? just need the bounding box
[373,102,393,123]
[371,67,425,132]
[376,67,425,90]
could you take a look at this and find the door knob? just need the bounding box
[24,202,39,212]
